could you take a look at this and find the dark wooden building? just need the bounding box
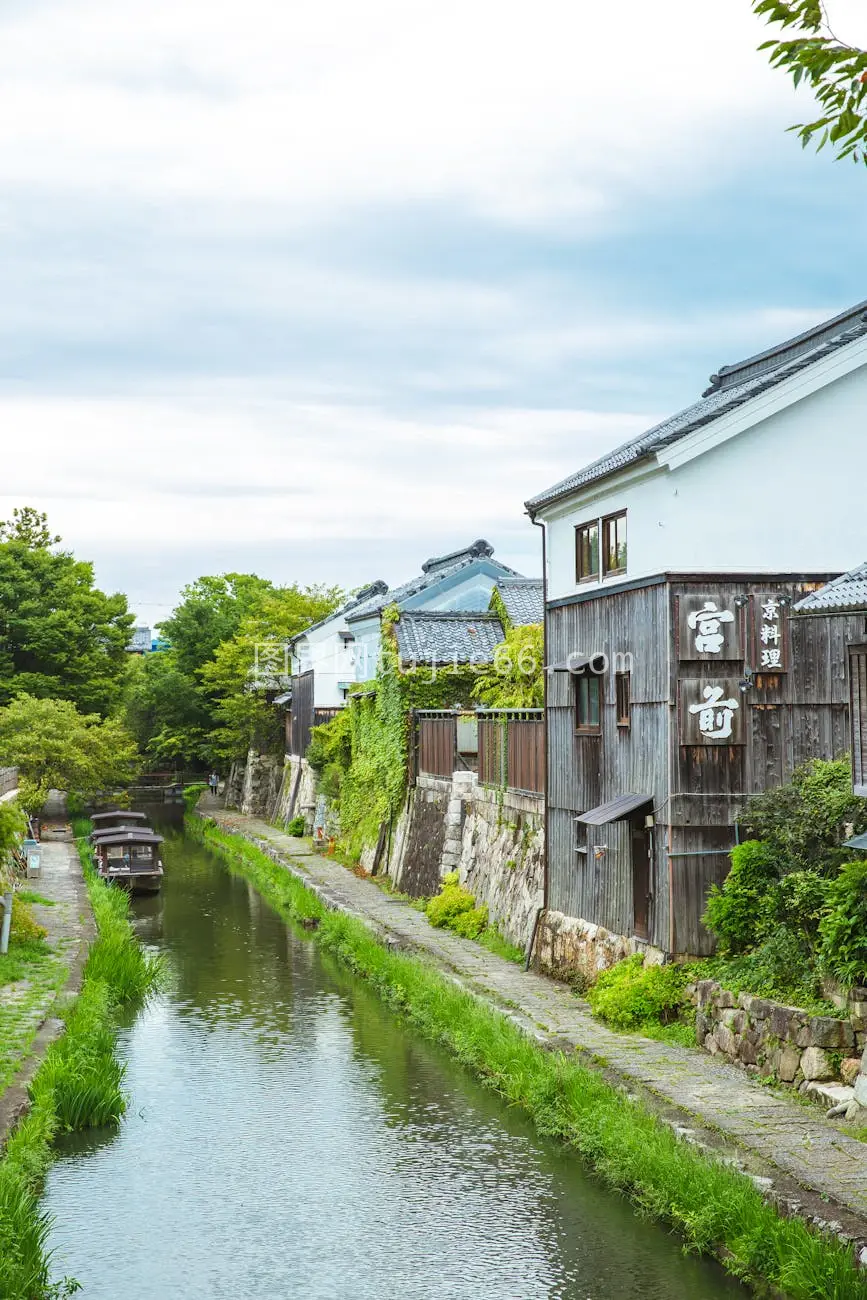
[527,301,867,961]
[546,573,858,955]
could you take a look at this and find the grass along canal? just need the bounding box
[37,815,747,1299]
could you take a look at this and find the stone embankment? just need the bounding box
[203,803,867,1254]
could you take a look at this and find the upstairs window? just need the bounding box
[602,511,627,576]
[574,511,626,583]
[615,671,631,728]
[575,672,602,734]
[575,521,600,583]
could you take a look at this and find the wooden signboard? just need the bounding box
[679,677,745,746]
[750,593,789,673]
[677,595,744,662]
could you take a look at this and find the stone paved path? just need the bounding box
[0,823,93,1144]
[205,805,867,1235]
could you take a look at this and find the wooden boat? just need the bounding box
[92,828,165,894]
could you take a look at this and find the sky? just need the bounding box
[1,0,866,624]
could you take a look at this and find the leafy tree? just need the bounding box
[753,1,867,162]
[472,624,543,709]
[0,506,60,548]
[0,694,138,810]
[200,585,342,762]
[123,652,212,768]
[0,511,132,716]
[158,573,276,679]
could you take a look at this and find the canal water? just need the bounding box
[42,816,746,1299]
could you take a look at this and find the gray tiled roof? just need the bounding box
[794,563,867,615]
[496,577,543,626]
[345,540,520,624]
[526,300,867,513]
[292,580,389,643]
[395,612,505,665]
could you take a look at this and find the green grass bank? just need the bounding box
[0,821,160,1300]
[188,813,867,1300]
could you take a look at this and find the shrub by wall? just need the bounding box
[820,860,867,989]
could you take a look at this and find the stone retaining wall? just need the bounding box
[534,911,665,985]
[389,772,544,948]
[692,979,866,1091]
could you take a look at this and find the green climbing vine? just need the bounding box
[307,604,480,856]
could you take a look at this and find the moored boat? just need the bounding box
[91,828,165,894]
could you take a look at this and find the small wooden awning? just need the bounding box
[575,794,653,826]
[544,654,597,674]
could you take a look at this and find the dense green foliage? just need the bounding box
[425,871,489,938]
[701,761,867,997]
[124,573,341,766]
[0,508,132,716]
[587,954,690,1032]
[819,860,867,988]
[191,815,867,1298]
[0,800,27,889]
[753,0,867,163]
[703,840,785,955]
[0,822,159,1299]
[0,694,138,811]
[308,608,481,856]
[739,758,867,876]
[472,623,543,708]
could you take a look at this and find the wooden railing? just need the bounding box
[477,710,544,795]
[411,709,544,795]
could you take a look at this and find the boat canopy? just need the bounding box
[92,830,164,847]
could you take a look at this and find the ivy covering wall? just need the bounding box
[307,605,479,857]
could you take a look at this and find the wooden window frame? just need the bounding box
[574,671,603,735]
[602,510,627,578]
[615,671,631,729]
[575,519,600,584]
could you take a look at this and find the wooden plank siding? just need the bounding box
[546,572,861,957]
[546,580,671,950]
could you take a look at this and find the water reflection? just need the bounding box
[42,817,745,1299]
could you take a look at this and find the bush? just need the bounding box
[739,758,867,876]
[587,954,689,1031]
[703,840,779,954]
[9,898,47,945]
[706,927,826,1010]
[426,872,476,928]
[450,903,489,939]
[819,859,867,988]
[286,815,306,837]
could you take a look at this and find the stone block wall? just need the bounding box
[534,911,664,986]
[273,756,318,828]
[456,778,543,949]
[691,979,865,1090]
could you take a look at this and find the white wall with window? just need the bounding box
[541,362,867,602]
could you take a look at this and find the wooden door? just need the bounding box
[631,820,651,940]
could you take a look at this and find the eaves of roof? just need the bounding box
[525,303,867,515]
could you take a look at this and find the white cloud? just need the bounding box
[0,0,800,229]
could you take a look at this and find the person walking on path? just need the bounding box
[209,772,219,799]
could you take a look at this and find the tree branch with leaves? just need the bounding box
[754,1,867,161]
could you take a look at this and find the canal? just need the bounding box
[42,816,746,1298]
